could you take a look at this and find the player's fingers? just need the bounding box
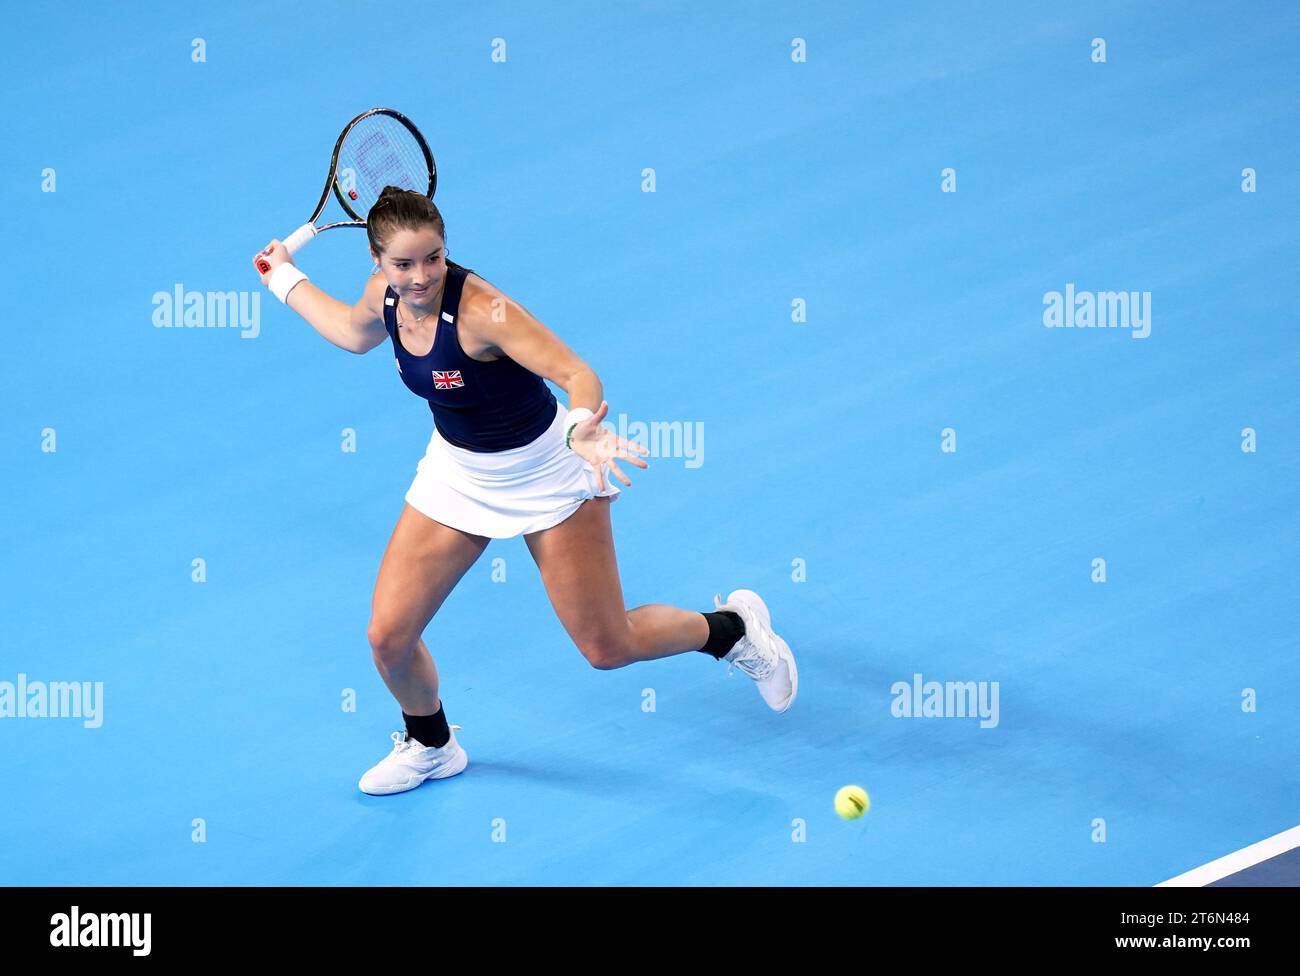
[255,240,285,259]
[608,458,632,486]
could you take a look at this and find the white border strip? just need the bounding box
[1157,824,1300,887]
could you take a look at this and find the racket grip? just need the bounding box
[283,222,318,256]
[255,223,317,274]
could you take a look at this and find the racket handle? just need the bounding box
[255,223,318,274]
[283,222,318,256]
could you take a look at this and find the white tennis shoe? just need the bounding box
[715,589,798,713]
[358,726,468,795]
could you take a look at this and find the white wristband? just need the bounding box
[268,263,308,304]
[563,407,594,449]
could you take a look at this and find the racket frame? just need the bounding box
[257,107,436,273]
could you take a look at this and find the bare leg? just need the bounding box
[369,504,492,711]
[525,497,723,669]
[623,605,711,663]
[372,636,443,716]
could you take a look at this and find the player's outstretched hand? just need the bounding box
[568,401,649,492]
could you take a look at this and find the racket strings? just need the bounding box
[338,115,430,215]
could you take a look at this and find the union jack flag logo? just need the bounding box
[431,370,465,390]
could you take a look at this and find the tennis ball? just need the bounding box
[835,785,870,820]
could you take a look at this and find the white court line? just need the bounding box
[1157,823,1300,887]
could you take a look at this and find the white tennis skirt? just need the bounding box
[403,400,621,539]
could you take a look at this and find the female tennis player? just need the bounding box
[253,187,797,795]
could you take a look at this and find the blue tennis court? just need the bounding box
[2,1,1297,885]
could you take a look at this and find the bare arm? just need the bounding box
[461,277,599,405]
[253,239,388,354]
[287,271,388,355]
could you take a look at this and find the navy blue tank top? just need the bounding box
[383,263,558,452]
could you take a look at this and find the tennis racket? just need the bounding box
[255,107,436,274]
